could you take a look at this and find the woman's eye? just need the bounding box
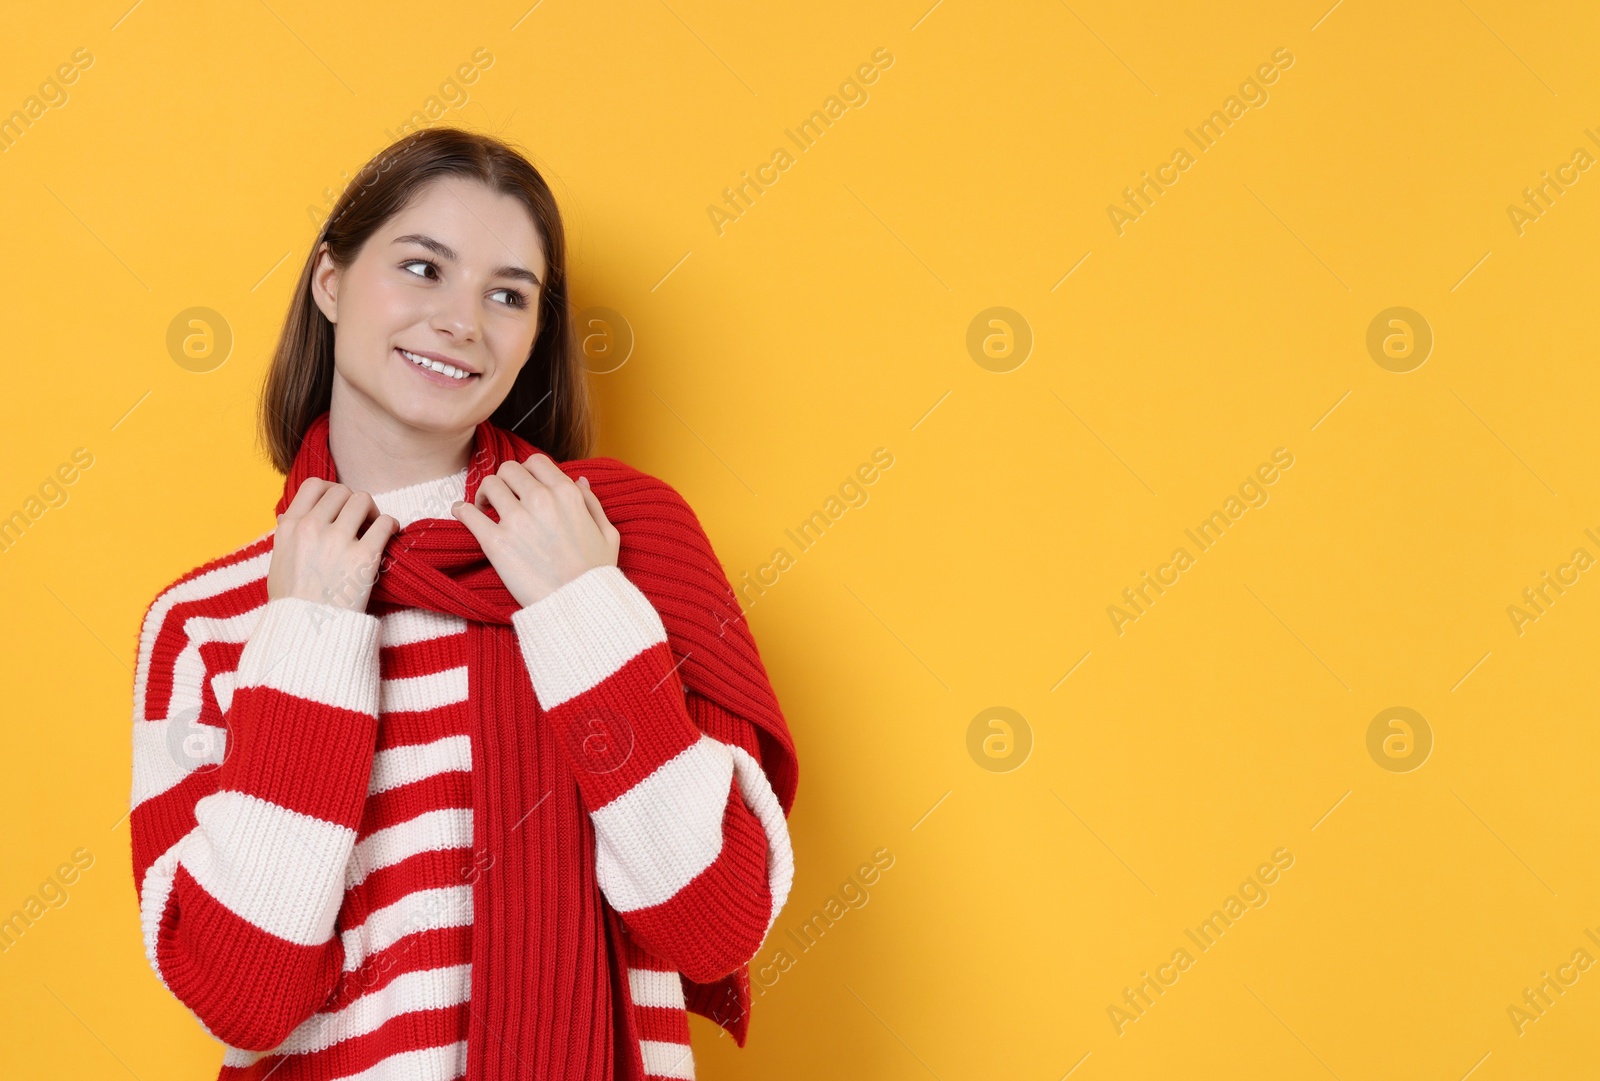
[399,260,526,309]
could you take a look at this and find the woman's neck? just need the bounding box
[326,381,475,496]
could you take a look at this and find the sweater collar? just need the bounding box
[276,410,540,520]
[371,467,467,529]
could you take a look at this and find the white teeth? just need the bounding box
[400,348,471,380]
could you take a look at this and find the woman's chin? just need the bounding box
[379,392,484,433]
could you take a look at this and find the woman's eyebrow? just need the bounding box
[393,233,542,286]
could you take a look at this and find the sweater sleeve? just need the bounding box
[511,565,794,985]
[130,591,383,1052]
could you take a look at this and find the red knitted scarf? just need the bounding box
[274,410,796,1078]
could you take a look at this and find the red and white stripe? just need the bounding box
[129,474,792,1080]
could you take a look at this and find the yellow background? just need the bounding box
[2,0,1598,1077]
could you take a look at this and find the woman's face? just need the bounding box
[310,175,548,435]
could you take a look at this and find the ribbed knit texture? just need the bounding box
[129,411,797,1079]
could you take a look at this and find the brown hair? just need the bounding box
[257,126,593,473]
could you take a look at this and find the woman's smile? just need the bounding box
[396,345,480,386]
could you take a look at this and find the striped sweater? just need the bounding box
[129,466,795,1079]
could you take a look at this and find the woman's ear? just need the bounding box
[309,241,340,324]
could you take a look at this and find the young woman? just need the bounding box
[129,127,797,1080]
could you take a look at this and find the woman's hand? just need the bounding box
[269,478,399,611]
[450,454,621,608]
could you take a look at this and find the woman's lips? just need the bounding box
[397,347,478,387]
